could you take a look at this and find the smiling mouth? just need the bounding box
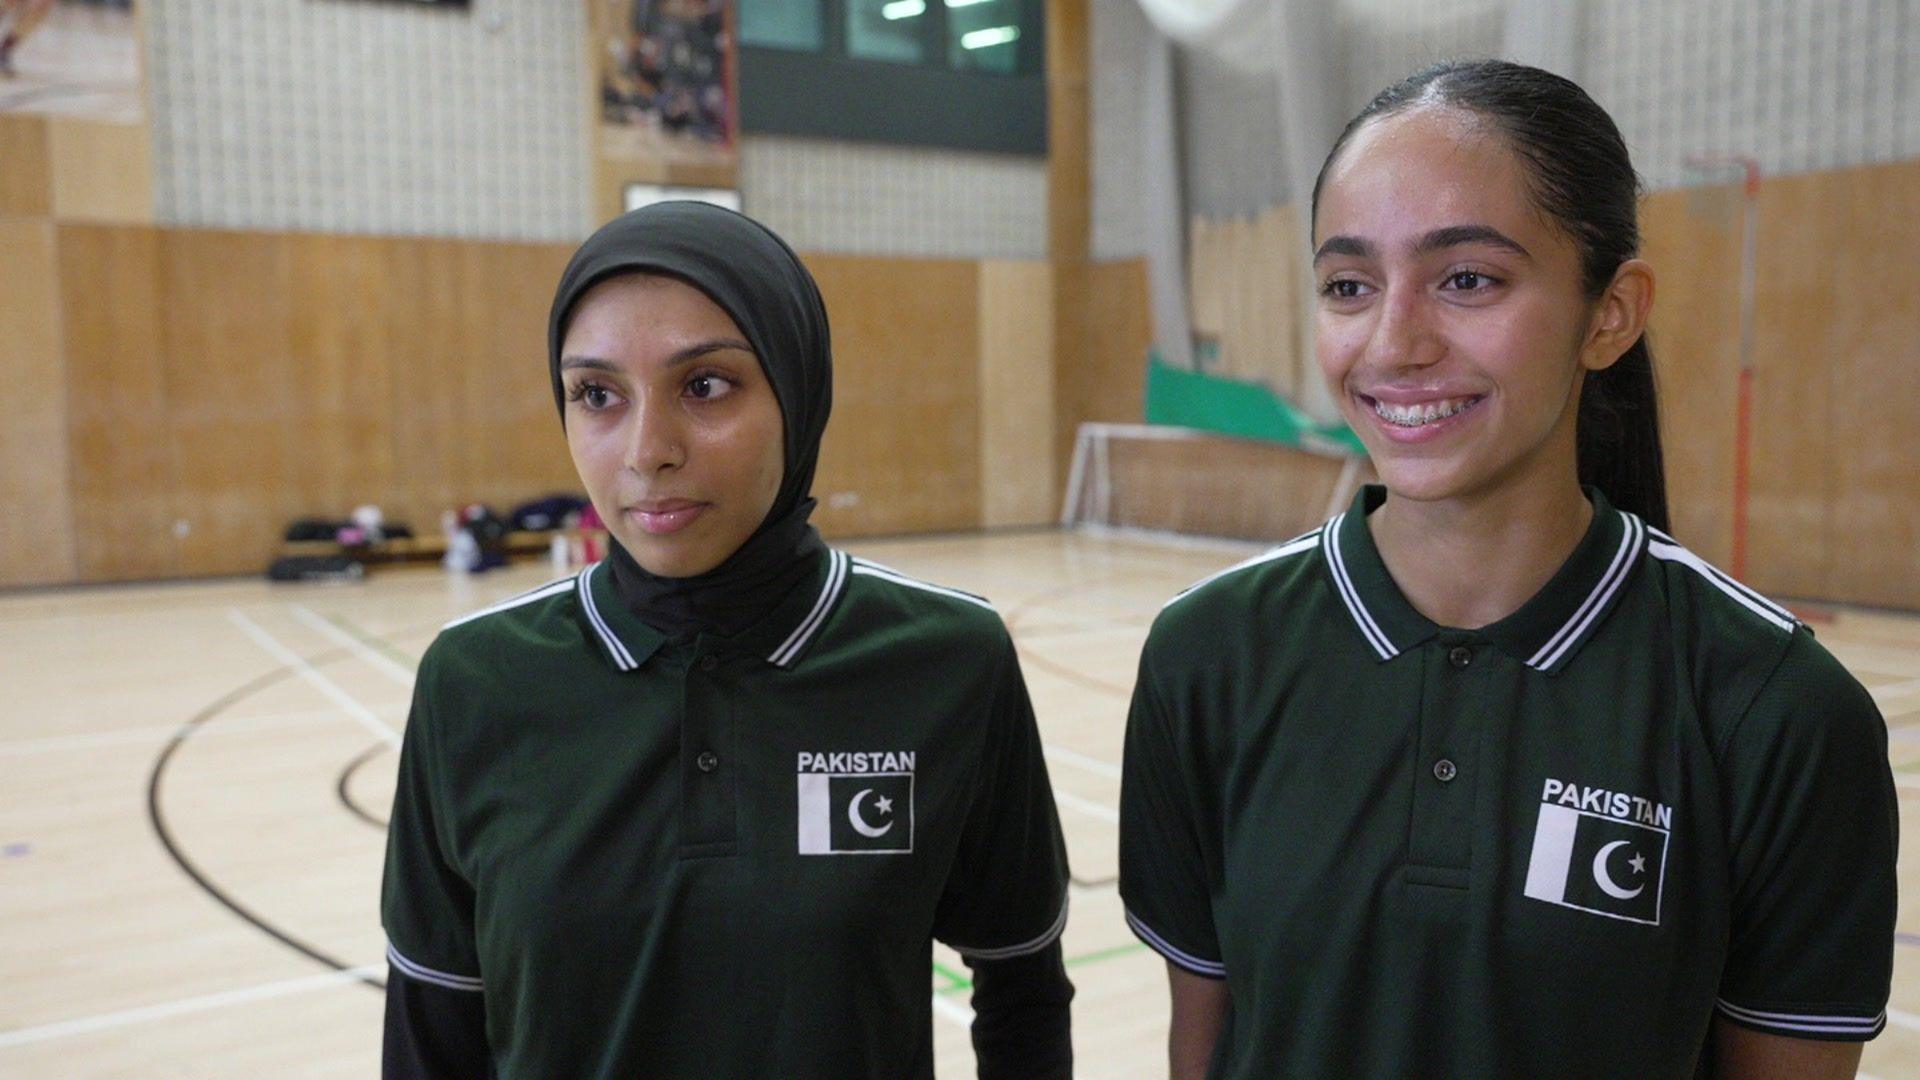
[1362,394,1485,428]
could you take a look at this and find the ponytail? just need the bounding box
[1576,335,1669,531]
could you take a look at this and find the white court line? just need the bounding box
[1052,788,1119,824]
[1043,744,1122,781]
[1887,1006,1920,1033]
[0,704,407,757]
[0,964,384,1049]
[227,610,400,749]
[931,991,973,1028]
[289,604,419,688]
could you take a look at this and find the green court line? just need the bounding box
[932,960,971,992]
[934,942,1148,995]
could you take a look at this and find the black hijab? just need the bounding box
[548,201,833,639]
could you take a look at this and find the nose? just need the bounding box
[622,387,685,474]
[1362,283,1442,372]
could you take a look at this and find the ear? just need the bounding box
[1579,259,1655,372]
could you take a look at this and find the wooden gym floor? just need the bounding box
[2,528,1917,1077]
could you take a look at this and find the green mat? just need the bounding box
[1142,353,1366,456]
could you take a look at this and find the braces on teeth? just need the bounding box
[1373,397,1478,426]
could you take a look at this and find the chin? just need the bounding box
[1367,456,1486,505]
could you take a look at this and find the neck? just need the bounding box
[609,500,824,640]
[1369,469,1592,632]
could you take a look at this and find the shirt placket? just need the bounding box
[678,646,739,857]
[1406,636,1481,889]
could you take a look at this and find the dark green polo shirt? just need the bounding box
[1119,486,1896,1079]
[383,548,1070,1079]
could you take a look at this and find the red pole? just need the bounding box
[1689,154,1762,582]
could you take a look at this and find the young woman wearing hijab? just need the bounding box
[1118,61,1895,1078]
[381,202,1074,1078]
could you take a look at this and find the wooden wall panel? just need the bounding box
[0,114,52,217]
[807,254,982,536]
[1827,160,1920,609]
[0,218,74,586]
[1188,206,1304,399]
[1744,173,1836,600]
[1645,158,1920,608]
[58,224,175,581]
[1642,185,1741,567]
[46,118,153,225]
[978,260,1056,527]
[384,238,475,528]
[284,233,399,528]
[1105,433,1356,542]
[158,230,295,576]
[1059,256,1151,432]
[457,242,579,516]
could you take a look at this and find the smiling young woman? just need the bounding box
[379,202,1074,1079]
[1117,61,1895,1080]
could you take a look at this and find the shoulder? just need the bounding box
[1633,527,1873,747]
[836,554,1010,650]
[1147,525,1327,656]
[418,571,587,690]
[1726,624,1885,762]
[1636,527,1797,677]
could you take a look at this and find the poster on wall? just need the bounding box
[0,0,142,121]
[598,0,736,168]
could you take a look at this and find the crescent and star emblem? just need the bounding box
[1592,840,1646,900]
[847,788,894,838]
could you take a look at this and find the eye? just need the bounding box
[685,373,738,401]
[1320,278,1369,300]
[1443,270,1499,291]
[566,380,621,411]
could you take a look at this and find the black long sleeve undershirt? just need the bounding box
[963,940,1075,1080]
[383,969,490,1080]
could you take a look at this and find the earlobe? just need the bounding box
[1581,259,1655,372]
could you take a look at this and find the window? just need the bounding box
[736,0,1045,155]
[847,0,926,64]
[945,0,1025,74]
[739,0,825,51]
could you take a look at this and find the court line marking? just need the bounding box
[289,605,419,687]
[1043,744,1122,781]
[227,610,400,749]
[0,703,406,757]
[0,964,384,1049]
[931,991,973,1028]
[1052,788,1120,824]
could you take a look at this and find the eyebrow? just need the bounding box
[559,337,754,373]
[1313,224,1532,264]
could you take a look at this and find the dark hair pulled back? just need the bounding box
[1311,59,1669,532]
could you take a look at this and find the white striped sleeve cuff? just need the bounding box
[1714,998,1886,1040]
[948,897,1070,961]
[1124,906,1225,979]
[387,941,485,993]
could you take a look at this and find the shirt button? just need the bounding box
[698,655,719,673]
[697,751,719,773]
[1448,646,1473,669]
[1433,759,1458,783]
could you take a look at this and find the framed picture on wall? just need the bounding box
[598,0,737,168]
